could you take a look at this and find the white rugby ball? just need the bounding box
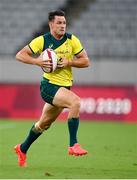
[42,48,58,73]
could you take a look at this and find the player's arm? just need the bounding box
[57,34,90,68]
[57,49,90,68]
[16,45,38,65]
[16,45,52,68]
[69,49,90,68]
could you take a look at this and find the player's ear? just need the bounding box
[49,21,53,29]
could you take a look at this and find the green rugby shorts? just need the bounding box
[40,78,70,105]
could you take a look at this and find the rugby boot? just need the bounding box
[68,143,88,156]
[14,144,27,167]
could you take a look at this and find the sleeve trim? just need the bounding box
[28,44,35,54]
[74,48,84,56]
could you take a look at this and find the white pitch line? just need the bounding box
[0,124,16,130]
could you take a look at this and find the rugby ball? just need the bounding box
[42,48,58,73]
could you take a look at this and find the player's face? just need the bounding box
[50,16,66,38]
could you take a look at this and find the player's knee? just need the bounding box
[71,96,81,111]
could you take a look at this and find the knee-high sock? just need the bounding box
[68,117,79,147]
[20,125,42,153]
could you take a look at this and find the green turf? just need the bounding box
[0,119,137,179]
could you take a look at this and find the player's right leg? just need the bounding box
[53,87,88,156]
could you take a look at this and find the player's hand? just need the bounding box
[42,59,53,68]
[57,58,69,68]
[35,57,53,68]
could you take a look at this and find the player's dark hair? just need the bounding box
[48,10,65,22]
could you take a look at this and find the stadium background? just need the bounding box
[0,0,137,121]
[0,0,137,179]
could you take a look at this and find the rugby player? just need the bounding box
[14,10,90,167]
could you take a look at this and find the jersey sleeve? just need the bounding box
[71,34,84,55]
[29,36,44,54]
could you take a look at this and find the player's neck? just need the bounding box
[50,32,64,40]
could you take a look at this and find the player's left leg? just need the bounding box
[21,103,63,153]
[14,103,63,167]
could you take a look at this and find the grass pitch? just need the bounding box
[0,119,137,179]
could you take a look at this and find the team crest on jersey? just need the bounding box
[49,44,53,49]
